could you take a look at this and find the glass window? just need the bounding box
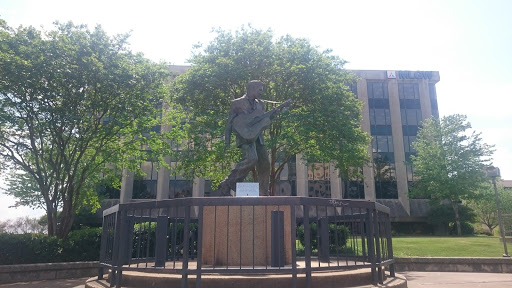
[368,82,388,99]
[369,98,390,109]
[371,109,391,125]
[375,179,398,199]
[401,109,421,126]
[133,179,157,199]
[402,125,419,136]
[403,136,417,153]
[398,83,419,99]
[307,163,330,180]
[169,180,192,198]
[344,180,365,199]
[308,180,331,198]
[373,155,398,199]
[407,109,421,125]
[400,99,421,109]
[372,136,394,153]
[307,163,331,198]
[343,168,365,199]
[371,125,392,136]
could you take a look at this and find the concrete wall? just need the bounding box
[0,262,98,284]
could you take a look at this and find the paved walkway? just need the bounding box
[402,272,512,288]
[0,277,88,288]
[1,272,512,287]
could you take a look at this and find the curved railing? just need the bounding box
[98,197,395,288]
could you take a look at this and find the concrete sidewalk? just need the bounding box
[402,271,512,288]
[1,272,512,287]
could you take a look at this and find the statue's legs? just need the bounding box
[255,141,270,196]
[217,143,257,195]
[216,139,270,196]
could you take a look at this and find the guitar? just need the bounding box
[232,99,292,142]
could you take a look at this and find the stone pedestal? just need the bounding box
[202,205,292,266]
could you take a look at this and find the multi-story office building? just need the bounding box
[118,68,440,221]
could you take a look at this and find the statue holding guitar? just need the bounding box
[215,80,292,196]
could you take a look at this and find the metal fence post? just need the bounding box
[271,210,285,267]
[304,205,312,288]
[98,215,108,280]
[155,215,169,267]
[291,204,297,288]
[181,205,191,288]
[366,208,377,286]
[116,209,130,288]
[318,217,330,262]
[196,204,204,288]
[373,211,383,284]
[385,213,395,277]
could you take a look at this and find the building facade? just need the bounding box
[118,68,441,221]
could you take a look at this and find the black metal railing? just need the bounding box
[98,197,395,287]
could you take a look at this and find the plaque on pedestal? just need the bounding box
[236,182,259,197]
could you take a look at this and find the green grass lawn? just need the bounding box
[392,236,509,257]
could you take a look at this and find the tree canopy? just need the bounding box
[410,114,494,235]
[172,26,370,194]
[0,20,171,238]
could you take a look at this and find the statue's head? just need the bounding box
[246,80,264,99]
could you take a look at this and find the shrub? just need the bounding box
[391,222,434,236]
[297,222,350,253]
[60,227,102,262]
[450,222,475,236]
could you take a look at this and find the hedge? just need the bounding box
[0,227,102,265]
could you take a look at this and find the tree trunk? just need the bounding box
[269,148,277,196]
[452,201,462,236]
[57,187,76,239]
[46,205,58,236]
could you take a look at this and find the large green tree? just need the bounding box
[410,114,494,236]
[0,20,171,238]
[467,181,512,235]
[172,26,370,195]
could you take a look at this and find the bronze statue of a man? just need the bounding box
[216,80,272,196]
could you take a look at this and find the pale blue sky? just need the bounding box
[1,0,511,220]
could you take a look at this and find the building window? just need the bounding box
[403,136,417,153]
[370,109,391,125]
[169,180,192,198]
[132,159,158,199]
[373,154,398,199]
[307,163,331,198]
[344,168,364,199]
[372,135,394,153]
[133,179,157,199]
[344,180,365,199]
[401,109,422,126]
[368,82,388,99]
[398,83,419,99]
